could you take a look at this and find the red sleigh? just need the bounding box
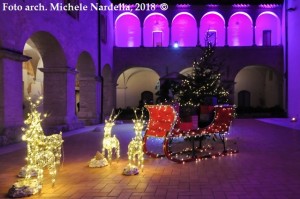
[143,104,237,163]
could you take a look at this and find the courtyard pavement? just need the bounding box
[0,119,300,199]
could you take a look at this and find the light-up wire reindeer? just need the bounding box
[127,108,145,170]
[21,96,63,193]
[102,109,121,163]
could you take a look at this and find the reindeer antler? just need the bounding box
[133,108,144,121]
[108,109,121,122]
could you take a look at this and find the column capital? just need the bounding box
[0,48,31,62]
[39,67,77,74]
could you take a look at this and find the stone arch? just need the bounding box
[228,12,253,46]
[29,31,67,67]
[26,31,81,131]
[143,12,169,47]
[116,67,159,108]
[200,11,225,46]
[172,12,197,47]
[102,64,114,119]
[234,65,283,108]
[115,12,141,47]
[76,51,99,125]
[255,11,281,46]
[23,39,44,116]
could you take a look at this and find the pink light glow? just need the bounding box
[176,4,191,8]
[228,12,253,46]
[206,4,219,8]
[232,4,250,8]
[200,11,225,46]
[258,4,280,8]
[255,11,281,46]
[115,12,141,47]
[143,13,169,47]
[172,12,197,47]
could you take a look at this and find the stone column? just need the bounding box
[197,25,200,47]
[225,25,228,46]
[253,22,256,46]
[102,79,115,119]
[77,76,101,125]
[169,25,172,46]
[141,25,144,47]
[0,58,24,145]
[40,67,83,132]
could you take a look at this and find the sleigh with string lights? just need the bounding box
[143,104,238,163]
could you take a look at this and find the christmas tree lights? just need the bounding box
[8,96,63,197]
[173,43,229,108]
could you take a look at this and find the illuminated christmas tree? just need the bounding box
[173,43,229,108]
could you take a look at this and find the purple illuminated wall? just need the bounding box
[228,12,253,46]
[255,12,281,46]
[115,12,141,47]
[200,11,225,46]
[172,12,197,47]
[143,13,169,47]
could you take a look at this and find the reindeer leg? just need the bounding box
[108,149,112,164]
[49,161,57,188]
[117,145,120,162]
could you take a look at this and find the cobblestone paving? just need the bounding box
[1,119,300,199]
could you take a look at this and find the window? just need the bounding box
[100,14,107,43]
[153,31,162,47]
[263,30,271,46]
[143,13,169,47]
[64,0,79,20]
[205,30,217,46]
[200,12,225,46]
[255,12,281,46]
[238,90,251,107]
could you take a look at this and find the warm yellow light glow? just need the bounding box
[18,96,63,193]
[102,109,120,163]
[127,108,145,170]
[123,108,145,175]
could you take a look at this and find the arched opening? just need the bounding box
[76,51,99,125]
[102,64,114,118]
[200,11,225,46]
[255,12,281,46]
[235,65,283,116]
[23,31,67,123]
[172,12,197,47]
[143,13,169,47]
[115,12,141,47]
[26,31,80,129]
[116,67,159,108]
[228,12,253,46]
[23,39,44,116]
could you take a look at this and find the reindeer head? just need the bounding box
[22,96,45,141]
[132,108,144,134]
[104,109,121,135]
